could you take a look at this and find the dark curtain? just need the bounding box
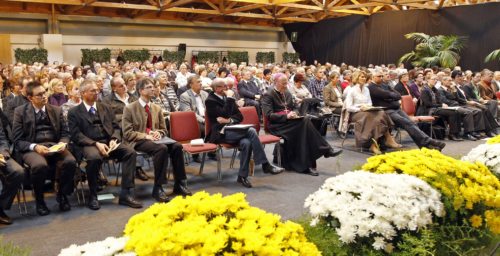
[283,3,500,71]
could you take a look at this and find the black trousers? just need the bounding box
[83,143,136,196]
[433,108,461,135]
[22,149,76,202]
[386,109,431,147]
[0,158,23,210]
[135,140,186,185]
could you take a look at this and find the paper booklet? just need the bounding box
[106,140,120,154]
[220,124,254,134]
[0,154,6,166]
[190,138,205,146]
[48,142,67,153]
[364,106,385,111]
[154,136,177,145]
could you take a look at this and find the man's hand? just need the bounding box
[34,145,50,156]
[225,89,235,97]
[148,131,162,141]
[442,103,448,108]
[255,95,261,100]
[95,142,110,157]
[237,99,245,107]
[360,105,370,111]
[217,117,231,124]
[286,111,298,119]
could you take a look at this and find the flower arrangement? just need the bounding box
[462,143,500,176]
[362,148,500,234]
[486,134,500,144]
[58,237,132,256]
[304,171,444,251]
[124,191,320,256]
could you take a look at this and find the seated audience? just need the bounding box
[103,77,138,125]
[342,71,400,154]
[12,81,76,216]
[205,78,284,188]
[289,73,312,104]
[122,78,191,202]
[68,80,141,210]
[261,73,342,175]
[238,69,263,120]
[323,71,343,115]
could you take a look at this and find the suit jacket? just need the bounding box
[417,86,442,116]
[438,87,460,106]
[102,92,138,125]
[5,94,29,125]
[122,100,167,148]
[205,92,243,144]
[68,102,121,147]
[238,79,262,103]
[12,103,69,153]
[478,81,497,100]
[179,89,208,123]
[0,112,11,157]
[394,82,414,98]
[463,83,481,101]
[368,82,401,110]
[323,83,343,110]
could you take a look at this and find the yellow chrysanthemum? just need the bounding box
[469,215,483,228]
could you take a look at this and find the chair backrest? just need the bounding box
[204,113,212,139]
[400,95,416,116]
[239,106,260,133]
[496,91,500,100]
[170,111,200,142]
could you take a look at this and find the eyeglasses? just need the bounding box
[33,91,47,98]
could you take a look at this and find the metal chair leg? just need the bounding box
[217,149,222,181]
[199,152,207,175]
[229,148,237,169]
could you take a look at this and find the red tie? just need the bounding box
[145,104,152,134]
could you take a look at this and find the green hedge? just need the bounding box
[197,51,219,64]
[123,49,151,62]
[227,51,249,65]
[163,50,185,65]
[81,48,111,66]
[14,48,47,64]
[256,52,275,64]
[283,52,300,63]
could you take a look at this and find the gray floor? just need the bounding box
[1,131,484,256]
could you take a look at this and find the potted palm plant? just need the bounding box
[398,32,468,68]
[485,49,500,63]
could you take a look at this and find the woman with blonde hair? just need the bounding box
[61,80,81,122]
[48,78,68,106]
[342,71,400,154]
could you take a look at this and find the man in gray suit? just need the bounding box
[179,75,210,162]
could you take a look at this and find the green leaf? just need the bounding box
[484,49,500,63]
[227,51,249,64]
[163,50,185,65]
[14,48,47,65]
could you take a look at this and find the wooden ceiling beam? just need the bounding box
[276,6,289,15]
[5,0,81,4]
[330,2,382,10]
[405,3,439,9]
[260,6,273,15]
[203,0,219,10]
[65,0,97,13]
[224,4,265,15]
[277,9,320,18]
[331,9,370,15]
[350,0,369,13]
[277,3,323,11]
[438,0,446,8]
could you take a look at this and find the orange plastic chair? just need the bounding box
[400,95,435,138]
[170,111,221,180]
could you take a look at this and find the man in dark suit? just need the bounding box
[68,79,141,210]
[0,112,23,225]
[122,78,191,202]
[238,69,263,120]
[368,70,445,150]
[205,78,283,188]
[4,77,30,125]
[12,81,76,216]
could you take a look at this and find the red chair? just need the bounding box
[400,95,435,139]
[261,111,282,167]
[204,114,239,171]
[495,91,500,100]
[170,112,221,180]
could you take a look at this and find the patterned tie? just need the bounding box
[145,104,152,134]
[89,106,96,115]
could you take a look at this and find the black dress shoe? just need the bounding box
[324,148,343,158]
[486,131,496,138]
[448,134,464,141]
[428,140,446,151]
[237,176,252,188]
[119,195,143,208]
[192,155,202,163]
[463,133,477,141]
[152,187,171,203]
[0,209,13,225]
[135,167,149,181]
[262,162,284,175]
[173,182,192,196]
[36,202,51,216]
[302,168,319,176]
[57,194,71,212]
[88,196,100,210]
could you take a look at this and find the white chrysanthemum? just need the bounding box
[58,237,133,256]
[462,143,500,175]
[304,171,444,250]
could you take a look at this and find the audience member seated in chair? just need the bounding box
[261,73,342,176]
[205,78,284,188]
[238,69,263,121]
[323,71,344,115]
[179,75,212,163]
[12,81,76,216]
[68,80,141,210]
[122,77,191,202]
[368,70,445,151]
[0,114,23,225]
[342,71,400,154]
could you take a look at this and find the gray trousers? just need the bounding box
[224,128,268,177]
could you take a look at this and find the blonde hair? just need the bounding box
[352,71,367,85]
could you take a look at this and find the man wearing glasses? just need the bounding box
[122,78,191,202]
[12,81,76,216]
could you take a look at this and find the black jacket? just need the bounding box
[204,92,243,144]
[368,82,401,110]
